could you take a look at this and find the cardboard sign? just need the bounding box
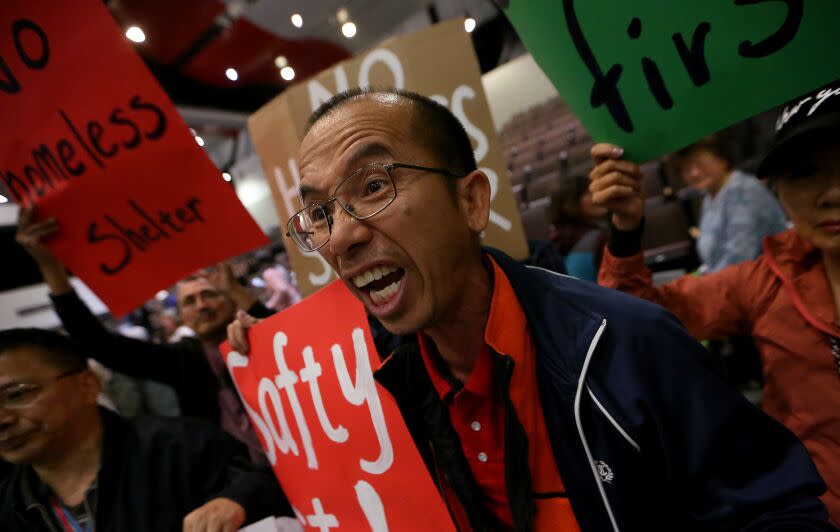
[223,280,455,531]
[0,1,267,315]
[502,0,838,161]
[248,19,528,297]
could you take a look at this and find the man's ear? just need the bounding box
[455,170,491,234]
[79,369,102,406]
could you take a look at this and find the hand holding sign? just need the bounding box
[183,498,247,532]
[1,1,267,315]
[15,207,59,267]
[227,309,262,355]
[15,207,74,296]
[222,281,454,531]
[588,144,644,231]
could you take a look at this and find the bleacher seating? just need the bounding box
[501,96,701,273]
[519,197,552,241]
[526,170,562,203]
[501,96,778,274]
[640,161,665,198]
[500,98,589,207]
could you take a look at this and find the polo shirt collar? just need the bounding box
[417,254,529,400]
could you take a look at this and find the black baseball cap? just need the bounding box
[757,81,840,178]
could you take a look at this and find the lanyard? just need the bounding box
[50,497,93,532]
[830,336,840,378]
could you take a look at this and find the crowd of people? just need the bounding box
[593,81,840,525]
[2,75,839,530]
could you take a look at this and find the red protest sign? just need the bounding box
[223,281,455,531]
[0,1,267,316]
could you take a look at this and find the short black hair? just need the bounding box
[674,132,737,170]
[305,87,478,177]
[0,328,87,373]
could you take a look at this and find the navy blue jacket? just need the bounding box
[374,249,833,531]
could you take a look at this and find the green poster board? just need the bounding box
[502,0,838,161]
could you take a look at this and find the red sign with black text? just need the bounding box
[223,281,455,531]
[0,1,267,315]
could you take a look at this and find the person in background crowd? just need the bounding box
[160,308,196,343]
[229,87,834,530]
[672,132,788,273]
[262,264,301,311]
[593,82,840,524]
[108,315,180,418]
[0,328,288,531]
[548,174,608,281]
[14,211,274,464]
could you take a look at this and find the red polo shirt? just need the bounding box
[418,256,580,531]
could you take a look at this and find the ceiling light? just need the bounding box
[125,26,146,43]
[225,68,238,81]
[464,18,476,33]
[222,172,232,182]
[195,136,205,147]
[280,66,295,81]
[274,55,288,68]
[291,13,303,28]
[336,8,349,24]
[341,22,357,38]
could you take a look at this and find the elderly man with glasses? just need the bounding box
[229,88,834,531]
[15,206,276,464]
[0,328,289,532]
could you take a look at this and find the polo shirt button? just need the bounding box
[470,421,481,432]
[477,452,488,463]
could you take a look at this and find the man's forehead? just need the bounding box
[298,98,415,193]
[327,93,408,119]
[176,277,215,298]
[0,347,52,382]
[307,95,411,136]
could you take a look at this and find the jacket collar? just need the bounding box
[483,248,606,400]
[376,248,607,400]
[373,249,613,532]
[483,254,532,368]
[416,253,531,401]
[763,229,839,336]
[704,169,746,205]
[483,249,617,532]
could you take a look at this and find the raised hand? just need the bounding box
[15,207,71,294]
[589,144,645,231]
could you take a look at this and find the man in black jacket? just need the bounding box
[15,207,272,462]
[0,328,288,531]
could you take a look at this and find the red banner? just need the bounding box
[223,281,455,531]
[0,1,267,316]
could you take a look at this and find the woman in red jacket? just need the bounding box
[592,82,840,524]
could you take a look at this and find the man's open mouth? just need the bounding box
[351,265,405,305]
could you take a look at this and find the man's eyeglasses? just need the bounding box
[286,162,464,252]
[0,367,87,411]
